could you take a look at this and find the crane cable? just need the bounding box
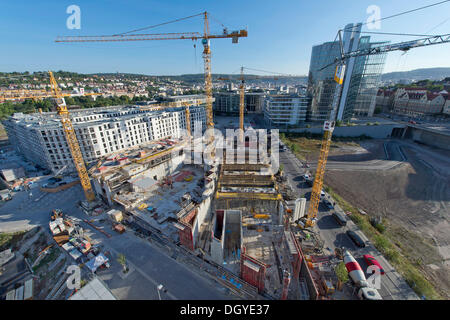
[114,12,205,36]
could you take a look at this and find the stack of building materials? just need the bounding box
[49,218,66,235]
[107,209,123,223]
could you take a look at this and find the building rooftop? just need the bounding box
[69,277,116,300]
[6,105,199,130]
[91,137,186,177]
[115,164,215,240]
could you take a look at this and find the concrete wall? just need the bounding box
[211,210,225,265]
[139,153,185,182]
[223,210,242,261]
[405,126,450,151]
[281,123,404,139]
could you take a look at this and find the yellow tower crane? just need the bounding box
[182,102,191,137]
[2,72,98,201]
[303,32,450,228]
[48,71,96,201]
[55,11,248,146]
[239,66,245,142]
[0,88,100,103]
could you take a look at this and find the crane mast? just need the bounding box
[202,12,214,132]
[239,66,245,142]
[182,102,191,137]
[304,32,450,228]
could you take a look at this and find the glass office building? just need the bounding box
[341,37,388,120]
[307,24,388,122]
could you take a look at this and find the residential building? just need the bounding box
[263,94,309,127]
[392,88,447,116]
[375,89,396,112]
[3,105,206,173]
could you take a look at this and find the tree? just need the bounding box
[117,253,129,273]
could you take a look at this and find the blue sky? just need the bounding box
[1,0,449,75]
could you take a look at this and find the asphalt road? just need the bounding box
[279,146,419,300]
[85,225,233,300]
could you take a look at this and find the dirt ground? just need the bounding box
[324,140,450,298]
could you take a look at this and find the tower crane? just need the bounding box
[182,101,192,137]
[303,32,450,228]
[48,71,96,201]
[0,88,100,103]
[2,71,97,201]
[239,66,244,142]
[55,11,248,148]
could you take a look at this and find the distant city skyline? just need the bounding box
[1,0,450,75]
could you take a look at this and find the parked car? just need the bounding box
[332,212,347,226]
[305,179,313,187]
[58,182,67,186]
[324,200,334,210]
[346,230,366,248]
[0,192,12,201]
[363,254,385,275]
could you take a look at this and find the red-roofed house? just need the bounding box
[393,88,446,116]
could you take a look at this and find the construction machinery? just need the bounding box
[55,11,248,146]
[48,71,96,201]
[303,32,450,228]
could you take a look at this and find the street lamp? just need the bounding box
[157,284,164,300]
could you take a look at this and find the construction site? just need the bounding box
[82,127,343,299]
[1,6,450,301]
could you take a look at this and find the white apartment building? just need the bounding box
[3,105,206,173]
[263,94,309,127]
